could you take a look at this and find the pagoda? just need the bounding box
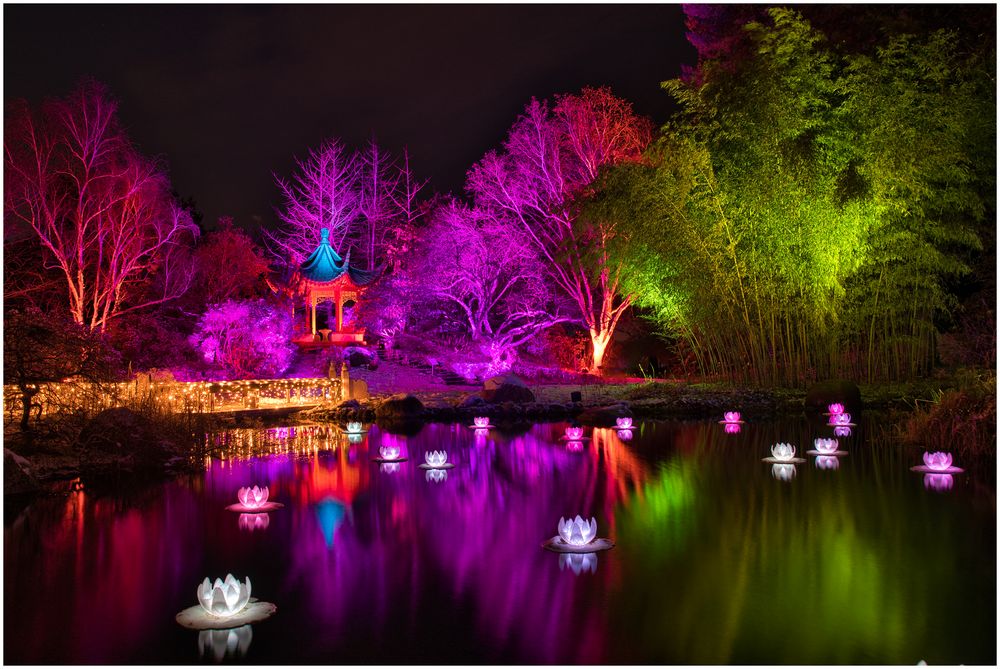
[290,228,381,345]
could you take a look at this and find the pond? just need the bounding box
[4,416,996,664]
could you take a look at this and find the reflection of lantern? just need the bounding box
[616,429,633,442]
[198,575,251,618]
[559,552,598,575]
[829,412,854,426]
[724,423,741,434]
[771,464,796,481]
[473,428,489,440]
[425,469,448,483]
[238,513,270,532]
[566,440,584,452]
[924,473,954,492]
[558,516,597,547]
[815,456,840,470]
[834,426,852,438]
[199,625,253,662]
[347,433,363,444]
[379,462,401,474]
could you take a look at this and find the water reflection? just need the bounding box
[559,552,598,575]
[924,473,954,492]
[814,456,840,471]
[771,463,797,481]
[238,513,270,531]
[425,468,448,483]
[198,624,253,662]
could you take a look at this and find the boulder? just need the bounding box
[481,374,535,404]
[456,395,487,409]
[4,449,40,496]
[343,346,378,369]
[375,393,424,420]
[76,408,178,472]
[804,379,863,413]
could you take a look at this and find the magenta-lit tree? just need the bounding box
[414,201,572,370]
[189,299,295,379]
[4,80,199,332]
[467,87,652,371]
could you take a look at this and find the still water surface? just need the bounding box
[4,417,996,664]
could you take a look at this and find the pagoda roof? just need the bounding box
[299,228,381,287]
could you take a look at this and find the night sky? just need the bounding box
[4,4,694,232]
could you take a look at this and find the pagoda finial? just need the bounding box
[320,227,329,243]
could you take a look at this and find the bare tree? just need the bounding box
[4,80,198,332]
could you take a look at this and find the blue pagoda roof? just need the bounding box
[298,228,382,286]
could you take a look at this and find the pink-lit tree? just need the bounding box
[4,80,199,332]
[415,201,572,368]
[467,87,652,372]
[189,299,295,379]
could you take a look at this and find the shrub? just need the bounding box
[903,372,996,457]
[189,299,295,379]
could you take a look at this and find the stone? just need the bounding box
[481,374,535,404]
[375,393,424,420]
[804,379,863,413]
[456,395,487,409]
[4,449,40,496]
[336,399,362,410]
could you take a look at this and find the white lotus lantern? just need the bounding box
[616,417,633,429]
[544,515,614,553]
[807,438,847,457]
[419,450,454,469]
[559,552,598,575]
[198,574,252,618]
[910,451,964,474]
[379,445,403,461]
[771,464,797,481]
[829,412,855,426]
[763,443,804,463]
[345,422,364,434]
[238,486,268,510]
[199,625,253,662]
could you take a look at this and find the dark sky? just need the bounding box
[4,4,695,232]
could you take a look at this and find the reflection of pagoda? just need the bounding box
[290,228,382,346]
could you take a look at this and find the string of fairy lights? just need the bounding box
[2,377,341,421]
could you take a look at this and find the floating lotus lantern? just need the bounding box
[724,422,741,434]
[379,462,401,475]
[543,515,614,553]
[238,513,270,532]
[924,473,954,492]
[226,486,283,513]
[345,421,366,435]
[199,625,253,662]
[833,426,852,438]
[425,468,448,483]
[559,552,598,575]
[771,464,797,481]
[910,451,964,474]
[826,403,845,416]
[175,574,276,630]
[469,416,495,429]
[719,411,744,424]
[762,443,805,463]
[561,426,589,441]
[806,437,847,457]
[616,417,633,430]
[419,450,455,469]
[829,412,856,427]
[373,444,407,463]
[814,455,840,471]
[566,440,585,452]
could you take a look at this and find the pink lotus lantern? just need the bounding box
[829,412,855,426]
[834,426,852,437]
[474,417,490,428]
[543,516,614,553]
[814,456,840,471]
[807,438,847,456]
[924,473,954,492]
[827,403,845,416]
[227,486,282,513]
[724,423,741,434]
[565,426,585,440]
[238,513,270,532]
[378,445,404,461]
[911,451,963,474]
[615,417,633,429]
[720,411,743,424]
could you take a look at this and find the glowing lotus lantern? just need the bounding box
[199,575,251,618]
[771,464,797,481]
[924,473,954,492]
[559,552,598,575]
[376,445,405,462]
[720,411,743,424]
[425,468,448,483]
[616,417,633,429]
[176,574,277,630]
[806,438,847,457]
[345,422,364,434]
[419,450,454,469]
[473,416,492,428]
[910,451,964,474]
[564,426,586,440]
[815,455,840,471]
[724,422,741,434]
[227,486,282,513]
[834,426,852,438]
[238,513,270,532]
[543,515,614,553]
[827,403,845,416]
[763,443,804,463]
[829,412,855,427]
[199,625,253,662]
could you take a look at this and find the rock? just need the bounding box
[336,399,362,410]
[576,403,632,426]
[456,395,487,409]
[343,346,377,369]
[804,380,863,413]
[481,374,535,404]
[76,408,178,472]
[375,393,424,420]
[4,449,40,495]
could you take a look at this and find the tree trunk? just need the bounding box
[590,328,612,374]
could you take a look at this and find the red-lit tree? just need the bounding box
[190,217,271,305]
[467,87,652,371]
[4,80,198,332]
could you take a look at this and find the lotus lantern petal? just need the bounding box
[828,403,845,415]
[616,417,633,429]
[558,515,598,547]
[197,574,251,618]
[473,416,490,428]
[425,450,448,467]
[379,445,401,461]
[723,411,741,423]
[237,486,269,510]
[814,438,839,455]
[923,451,953,472]
[771,443,797,462]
